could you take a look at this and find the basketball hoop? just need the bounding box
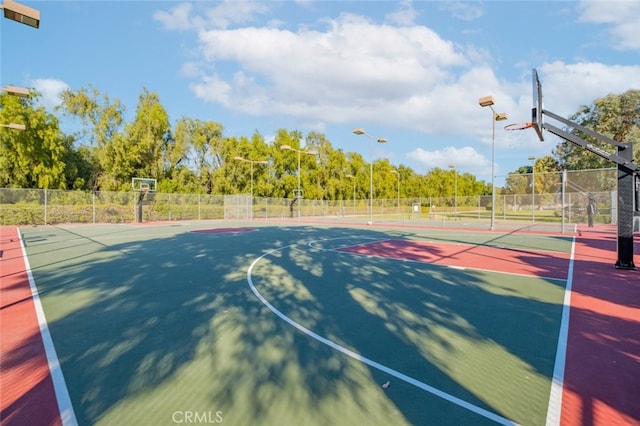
[504,122,535,131]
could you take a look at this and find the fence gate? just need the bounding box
[224,194,252,220]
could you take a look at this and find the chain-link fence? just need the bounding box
[0,168,621,228]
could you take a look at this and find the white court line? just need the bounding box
[247,241,518,426]
[545,235,577,426]
[19,231,78,426]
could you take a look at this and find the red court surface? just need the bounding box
[0,227,62,426]
[190,227,258,234]
[337,238,571,280]
[560,226,640,426]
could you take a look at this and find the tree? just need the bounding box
[58,85,125,148]
[553,89,640,170]
[174,117,224,194]
[58,86,125,190]
[0,91,71,189]
[124,88,171,183]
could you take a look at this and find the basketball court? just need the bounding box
[2,220,638,425]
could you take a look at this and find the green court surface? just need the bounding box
[20,222,573,426]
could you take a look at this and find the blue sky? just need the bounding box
[2,0,639,185]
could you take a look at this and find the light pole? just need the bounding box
[2,1,38,129]
[281,144,317,219]
[346,174,356,216]
[390,169,400,215]
[234,156,268,199]
[478,96,507,230]
[528,155,536,222]
[448,164,457,218]
[353,128,388,225]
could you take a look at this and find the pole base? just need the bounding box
[614,261,637,270]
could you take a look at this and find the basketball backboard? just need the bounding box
[132,177,157,192]
[532,69,544,141]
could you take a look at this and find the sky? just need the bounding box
[2,0,640,185]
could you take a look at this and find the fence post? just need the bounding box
[503,195,506,220]
[93,192,96,224]
[198,194,201,221]
[44,189,48,226]
[561,170,566,233]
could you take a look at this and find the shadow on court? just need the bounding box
[17,224,578,425]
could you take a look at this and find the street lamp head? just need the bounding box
[280,145,292,151]
[377,137,388,143]
[352,128,366,135]
[494,112,508,121]
[306,150,318,156]
[390,169,398,175]
[258,160,269,165]
[2,85,30,97]
[234,156,245,161]
[0,123,26,130]
[346,174,354,179]
[528,155,536,161]
[448,164,455,169]
[478,96,495,107]
[2,0,40,28]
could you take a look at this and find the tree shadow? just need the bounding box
[250,229,568,425]
[18,224,582,425]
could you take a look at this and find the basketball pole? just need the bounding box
[529,67,638,269]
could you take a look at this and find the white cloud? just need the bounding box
[190,13,470,125]
[577,0,640,50]
[154,1,269,31]
[153,3,196,31]
[385,0,419,26]
[407,146,490,176]
[31,78,69,110]
[439,1,484,21]
[538,61,640,118]
[157,4,640,163]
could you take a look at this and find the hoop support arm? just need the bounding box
[542,111,639,174]
[543,109,631,150]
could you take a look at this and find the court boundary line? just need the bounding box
[19,230,78,426]
[247,240,518,426]
[544,235,576,426]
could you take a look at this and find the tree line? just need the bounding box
[1,85,638,201]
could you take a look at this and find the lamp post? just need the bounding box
[478,96,507,230]
[346,174,356,216]
[1,0,40,28]
[281,144,317,219]
[390,169,400,216]
[2,1,38,129]
[234,156,268,199]
[528,155,536,222]
[448,164,457,218]
[352,128,388,225]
